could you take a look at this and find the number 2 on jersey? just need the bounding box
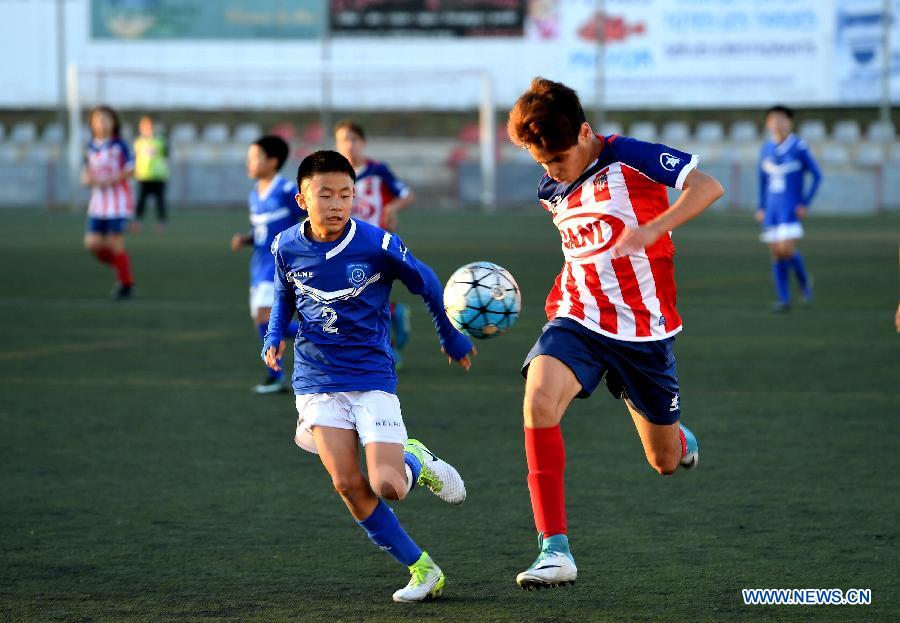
[321,307,339,334]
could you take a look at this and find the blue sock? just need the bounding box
[788,253,810,295]
[404,450,422,489]
[358,499,423,566]
[286,321,300,338]
[772,260,790,304]
[258,323,282,380]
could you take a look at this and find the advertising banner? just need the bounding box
[330,0,524,37]
[561,0,835,107]
[91,0,325,40]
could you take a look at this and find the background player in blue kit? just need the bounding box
[262,150,475,602]
[757,105,822,312]
[231,135,303,393]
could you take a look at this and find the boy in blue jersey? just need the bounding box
[262,150,476,602]
[757,105,822,312]
[231,135,303,393]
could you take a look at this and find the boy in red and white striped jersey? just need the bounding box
[82,105,135,299]
[335,120,416,369]
[508,78,724,590]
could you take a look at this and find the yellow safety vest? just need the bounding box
[133,136,169,181]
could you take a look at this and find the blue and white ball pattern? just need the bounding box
[444,261,521,339]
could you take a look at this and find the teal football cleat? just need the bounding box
[253,374,288,395]
[679,423,699,470]
[516,534,577,590]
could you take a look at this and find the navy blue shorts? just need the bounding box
[86,217,129,235]
[522,318,681,425]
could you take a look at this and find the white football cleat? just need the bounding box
[516,551,578,590]
[392,552,445,603]
[405,438,466,505]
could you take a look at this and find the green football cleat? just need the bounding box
[404,439,466,505]
[392,552,445,602]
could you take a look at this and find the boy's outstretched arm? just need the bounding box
[261,248,295,372]
[382,233,476,370]
[611,169,724,258]
[757,158,769,223]
[798,145,822,215]
[231,231,253,251]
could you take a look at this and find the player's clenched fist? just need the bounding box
[262,339,286,372]
[442,345,477,371]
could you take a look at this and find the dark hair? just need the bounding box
[334,119,366,141]
[89,105,121,138]
[253,135,290,170]
[296,150,357,190]
[507,77,587,153]
[766,105,795,120]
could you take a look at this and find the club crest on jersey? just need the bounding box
[548,194,564,216]
[347,263,371,287]
[593,171,611,201]
[660,153,681,171]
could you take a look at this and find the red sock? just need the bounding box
[113,251,133,286]
[93,248,114,265]
[678,426,687,459]
[524,425,567,536]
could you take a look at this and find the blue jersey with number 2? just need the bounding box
[267,218,472,395]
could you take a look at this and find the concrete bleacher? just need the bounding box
[460,118,900,213]
[1,118,899,212]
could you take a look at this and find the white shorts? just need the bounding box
[760,222,804,243]
[294,391,408,454]
[249,281,275,317]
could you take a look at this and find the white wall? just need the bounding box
[0,0,896,111]
[0,0,64,108]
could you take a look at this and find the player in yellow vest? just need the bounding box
[133,115,169,232]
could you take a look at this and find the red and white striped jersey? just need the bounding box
[85,137,134,219]
[352,160,410,231]
[540,135,699,342]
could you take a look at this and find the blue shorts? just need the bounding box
[522,318,681,425]
[86,217,129,235]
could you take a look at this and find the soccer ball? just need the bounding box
[444,261,521,339]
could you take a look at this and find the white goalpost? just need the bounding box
[66,63,497,210]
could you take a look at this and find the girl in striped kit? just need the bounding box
[82,105,135,299]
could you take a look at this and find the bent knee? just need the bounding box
[647,453,679,476]
[371,477,406,501]
[647,451,680,476]
[331,474,369,500]
[523,391,563,428]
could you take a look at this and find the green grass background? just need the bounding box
[1,209,898,622]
